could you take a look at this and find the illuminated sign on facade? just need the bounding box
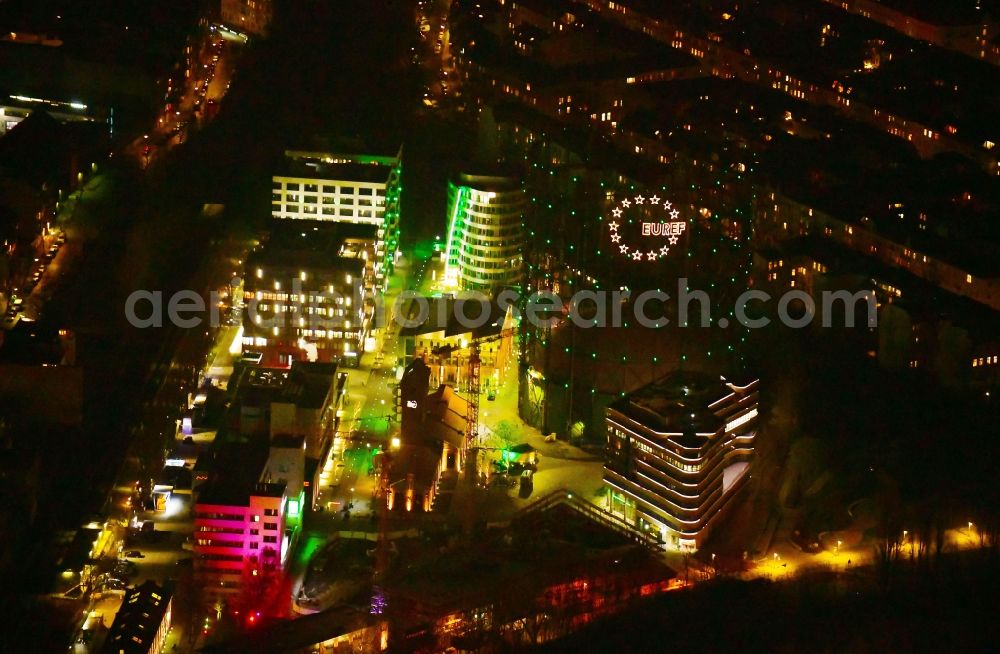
[607,194,689,262]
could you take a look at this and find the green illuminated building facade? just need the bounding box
[272,148,403,289]
[444,172,526,292]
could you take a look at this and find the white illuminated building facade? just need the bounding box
[444,172,525,292]
[272,149,402,289]
[604,372,760,551]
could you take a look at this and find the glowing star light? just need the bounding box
[606,193,688,263]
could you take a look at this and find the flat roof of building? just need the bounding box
[99,580,174,654]
[280,361,337,409]
[763,235,1000,339]
[252,482,286,498]
[200,606,381,654]
[424,384,468,449]
[246,220,375,276]
[873,0,989,26]
[196,443,270,507]
[453,170,523,191]
[278,149,400,183]
[611,371,757,436]
[397,295,510,339]
[271,434,306,449]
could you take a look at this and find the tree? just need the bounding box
[490,419,520,452]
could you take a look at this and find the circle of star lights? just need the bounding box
[607,193,684,262]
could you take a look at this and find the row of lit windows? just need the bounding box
[458,241,523,258]
[253,290,355,302]
[972,356,998,367]
[254,304,349,316]
[195,512,244,522]
[460,223,522,239]
[277,181,381,196]
[276,192,383,205]
[611,429,702,473]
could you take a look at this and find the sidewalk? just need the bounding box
[479,346,602,463]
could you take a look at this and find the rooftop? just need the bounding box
[452,169,523,192]
[252,482,287,499]
[398,295,510,339]
[98,580,174,654]
[424,384,469,449]
[246,220,375,277]
[872,0,994,26]
[195,443,270,507]
[279,361,338,409]
[201,606,381,654]
[271,434,307,449]
[278,149,400,183]
[611,371,757,437]
[389,501,674,617]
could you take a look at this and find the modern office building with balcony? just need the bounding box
[271,149,402,286]
[603,372,759,551]
[443,171,526,292]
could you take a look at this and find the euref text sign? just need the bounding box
[608,193,689,262]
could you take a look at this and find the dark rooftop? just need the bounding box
[0,109,104,189]
[246,220,374,276]
[252,482,287,498]
[201,606,381,654]
[453,170,523,192]
[397,295,510,339]
[280,361,337,409]
[611,371,756,436]
[99,580,174,654]
[278,149,400,183]
[872,0,993,26]
[271,434,306,449]
[0,321,68,365]
[195,443,269,507]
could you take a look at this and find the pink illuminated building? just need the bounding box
[193,481,287,608]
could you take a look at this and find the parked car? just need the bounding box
[124,550,144,559]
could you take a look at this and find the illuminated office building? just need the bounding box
[272,149,402,286]
[444,172,525,292]
[604,372,760,551]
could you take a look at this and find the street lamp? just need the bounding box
[836,540,842,554]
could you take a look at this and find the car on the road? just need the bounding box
[176,557,193,566]
[124,550,144,559]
